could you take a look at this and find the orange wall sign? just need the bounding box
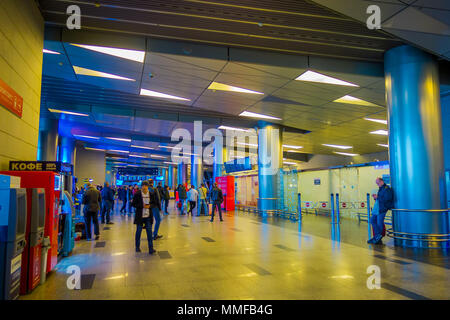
[0,78,23,118]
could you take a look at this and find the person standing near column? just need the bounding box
[198,183,208,216]
[100,182,114,224]
[187,185,198,216]
[177,184,188,215]
[82,183,102,241]
[368,178,394,244]
[162,185,170,215]
[131,181,155,254]
[210,182,224,222]
[149,179,163,240]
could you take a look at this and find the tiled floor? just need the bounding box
[21,201,450,300]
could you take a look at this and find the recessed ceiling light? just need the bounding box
[74,135,100,140]
[364,118,387,125]
[71,44,146,63]
[108,149,130,154]
[333,95,379,107]
[140,88,190,101]
[129,155,146,158]
[73,66,135,81]
[43,49,60,55]
[48,108,89,117]
[334,152,359,156]
[283,144,303,149]
[218,125,251,132]
[131,145,155,150]
[239,111,281,120]
[370,130,388,136]
[295,70,359,87]
[85,147,106,151]
[105,137,132,142]
[208,82,263,95]
[322,144,352,150]
[377,144,389,148]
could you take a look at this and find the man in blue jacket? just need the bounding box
[368,177,394,244]
[101,182,115,224]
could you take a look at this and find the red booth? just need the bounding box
[215,176,235,211]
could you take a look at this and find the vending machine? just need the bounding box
[215,176,235,211]
[20,188,45,295]
[59,190,75,257]
[0,174,27,300]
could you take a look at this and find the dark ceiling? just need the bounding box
[37,0,402,62]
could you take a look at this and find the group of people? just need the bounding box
[176,182,224,222]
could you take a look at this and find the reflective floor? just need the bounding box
[21,201,450,300]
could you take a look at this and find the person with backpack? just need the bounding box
[177,184,188,215]
[210,182,224,222]
[198,183,209,216]
[82,183,102,241]
[368,177,394,245]
[131,181,156,254]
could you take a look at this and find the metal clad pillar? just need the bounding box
[59,136,76,165]
[168,166,174,188]
[37,118,59,161]
[385,45,449,248]
[191,154,203,189]
[213,137,224,181]
[177,162,183,185]
[257,121,283,214]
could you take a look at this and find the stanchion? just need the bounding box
[366,193,371,238]
[335,193,340,224]
[330,193,335,224]
[298,193,302,221]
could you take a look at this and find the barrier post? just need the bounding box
[366,193,371,238]
[298,193,302,221]
[330,193,335,224]
[336,193,340,224]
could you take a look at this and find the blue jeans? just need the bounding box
[84,211,100,239]
[135,217,153,251]
[162,199,169,214]
[101,200,112,223]
[197,199,208,216]
[370,211,386,240]
[179,199,187,214]
[152,207,161,238]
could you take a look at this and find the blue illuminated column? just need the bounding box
[160,168,167,186]
[257,121,283,214]
[213,137,224,182]
[168,166,174,188]
[177,162,184,185]
[191,153,203,189]
[59,136,76,165]
[385,45,449,248]
[37,118,59,161]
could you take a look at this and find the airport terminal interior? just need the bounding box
[0,0,449,301]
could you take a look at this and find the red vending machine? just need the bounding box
[0,170,61,273]
[215,176,235,211]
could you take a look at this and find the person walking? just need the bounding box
[127,185,134,216]
[198,183,209,216]
[177,184,188,215]
[82,183,102,241]
[162,185,170,214]
[210,182,224,222]
[368,177,394,245]
[187,185,198,216]
[147,179,163,240]
[131,181,156,254]
[100,182,114,224]
[119,186,127,214]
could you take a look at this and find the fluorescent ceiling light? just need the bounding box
[140,88,190,101]
[158,145,181,150]
[164,161,178,165]
[129,155,146,158]
[48,108,89,117]
[239,111,281,120]
[131,145,155,150]
[322,144,352,150]
[108,149,130,154]
[370,130,388,136]
[85,147,106,151]
[364,118,387,125]
[295,70,359,87]
[74,135,100,140]
[238,142,258,147]
[105,137,132,142]
[377,144,389,148]
[334,152,359,157]
[218,125,251,132]
[208,82,263,95]
[71,44,145,63]
[150,155,166,159]
[283,144,303,149]
[73,66,135,81]
[333,95,379,107]
[43,49,60,55]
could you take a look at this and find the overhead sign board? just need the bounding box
[9,161,73,175]
[0,78,23,118]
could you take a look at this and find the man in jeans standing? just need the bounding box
[131,181,156,254]
[210,182,224,222]
[187,185,198,216]
[198,183,209,216]
[177,184,188,215]
[368,177,394,245]
[101,182,114,224]
[148,179,163,241]
[82,183,102,241]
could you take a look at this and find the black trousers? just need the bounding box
[188,201,196,215]
[211,202,223,221]
[101,200,112,223]
[85,211,99,239]
[120,199,127,213]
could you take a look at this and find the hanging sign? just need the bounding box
[0,78,23,118]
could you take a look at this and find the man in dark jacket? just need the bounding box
[119,187,127,214]
[162,185,170,215]
[368,177,394,244]
[131,181,157,254]
[82,183,102,241]
[177,184,188,215]
[210,182,224,222]
[150,180,163,240]
[100,182,114,224]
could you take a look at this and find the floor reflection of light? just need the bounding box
[105,273,128,280]
[111,252,126,256]
[238,272,258,278]
[329,275,354,280]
